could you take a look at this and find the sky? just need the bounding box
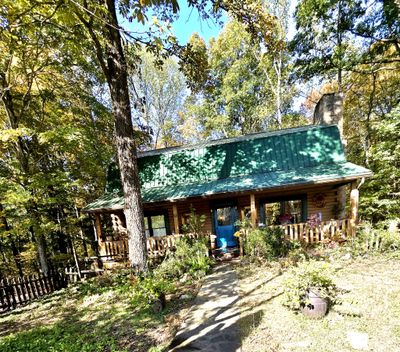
[170,1,298,44]
[171,1,224,44]
[120,1,298,46]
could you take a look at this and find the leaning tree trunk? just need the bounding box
[103,0,147,270]
[74,0,148,270]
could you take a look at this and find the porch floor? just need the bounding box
[212,247,240,262]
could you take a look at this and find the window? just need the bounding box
[261,197,306,226]
[217,207,235,226]
[144,213,169,237]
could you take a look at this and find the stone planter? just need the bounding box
[301,290,329,319]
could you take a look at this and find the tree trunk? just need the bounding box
[0,203,24,276]
[103,0,147,271]
[36,232,49,276]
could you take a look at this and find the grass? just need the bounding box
[0,275,200,352]
[238,254,400,351]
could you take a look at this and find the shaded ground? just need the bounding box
[169,262,277,352]
[238,255,400,352]
[169,264,241,351]
[0,279,199,352]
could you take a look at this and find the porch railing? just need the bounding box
[98,233,206,261]
[271,219,352,243]
[98,219,352,260]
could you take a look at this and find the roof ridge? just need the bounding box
[138,124,338,158]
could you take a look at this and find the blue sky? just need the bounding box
[170,1,224,44]
[170,1,298,44]
[120,1,298,46]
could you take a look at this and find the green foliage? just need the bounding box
[360,107,400,221]
[244,226,290,260]
[78,270,133,296]
[282,260,337,311]
[0,324,123,352]
[0,0,114,276]
[181,206,206,235]
[183,17,300,140]
[286,240,310,264]
[130,274,175,311]
[291,0,400,83]
[351,221,400,254]
[156,237,212,280]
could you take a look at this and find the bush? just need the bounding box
[282,260,337,311]
[350,220,400,254]
[130,274,175,311]
[78,269,132,296]
[286,240,309,263]
[244,227,290,260]
[181,206,207,235]
[156,236,212,280]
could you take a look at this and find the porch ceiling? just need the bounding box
[84,161,372,212]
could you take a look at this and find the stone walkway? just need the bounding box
[169,263,241,352]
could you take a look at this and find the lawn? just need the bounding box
[0,274,199,352]
[238,254,400,351]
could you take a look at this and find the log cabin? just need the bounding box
[84,120,372,262]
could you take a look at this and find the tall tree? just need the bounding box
[0,1,114,276]
[182,18,296,139]
[291,0,400,88]
[128,49,187,149]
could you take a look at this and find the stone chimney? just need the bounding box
[314,92,347,219]
[313,92,344,138]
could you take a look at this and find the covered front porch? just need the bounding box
[90,180,361,263]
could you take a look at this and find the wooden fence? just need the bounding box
[99,233,206,261]
[273,219,352,243]
[0,271,68,313]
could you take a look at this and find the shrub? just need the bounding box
[156,237,212,280]
[78,269,132,296]
[244,226,289,260]
[130,274,175,311]
[282,260,337,311]
[287,240,309,263]
[351,220,400,254]
[181,206,207,235]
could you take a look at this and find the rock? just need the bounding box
[342,253,352,261]
[180,294,192,300]
[347,331,369,350]
[179,273,190,283]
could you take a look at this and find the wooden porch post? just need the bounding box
[350,181,359,237]
[172,204,180,235]
[250,194,257,228]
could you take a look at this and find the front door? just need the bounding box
[214,206,238,248]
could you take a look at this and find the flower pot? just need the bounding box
[301,290,329,319]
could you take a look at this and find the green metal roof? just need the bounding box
[85,125,372,212]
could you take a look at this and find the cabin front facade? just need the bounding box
[85,124,372,261]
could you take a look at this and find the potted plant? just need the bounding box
[282,261,337,319]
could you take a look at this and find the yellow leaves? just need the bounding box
[0,127,33,144]
[38,126,84,151]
